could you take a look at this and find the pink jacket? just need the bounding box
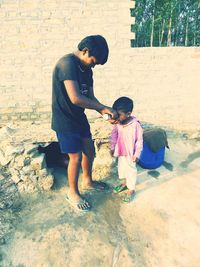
[110,116,143,160]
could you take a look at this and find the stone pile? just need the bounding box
[0,125,54,194]
[0,119,116,193]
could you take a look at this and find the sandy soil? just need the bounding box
[0,121,200,267]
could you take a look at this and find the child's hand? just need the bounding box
[108,118,118,124]
[110,150,114,156]
[132,155,138,162]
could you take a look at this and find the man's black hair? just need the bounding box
[78,35,109,65]
[112,97,134,113]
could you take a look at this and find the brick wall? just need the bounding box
[112,47,200,131]
[0,0,200,131]
[0,0,134,121]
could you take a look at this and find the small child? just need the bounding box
[110,97,143,202]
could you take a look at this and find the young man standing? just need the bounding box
[51,35,117,211]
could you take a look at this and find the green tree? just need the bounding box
[131,0,200,47]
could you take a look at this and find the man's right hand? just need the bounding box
[100,107,118,120]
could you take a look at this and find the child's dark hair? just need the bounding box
[112,97,134,113]
[78,35,109,65]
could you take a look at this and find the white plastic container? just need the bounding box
[102,114,112,120]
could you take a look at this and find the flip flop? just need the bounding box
[113,184,128,193]
[82,181,109,192]
[66,196,91,212]
[121,192,135,203]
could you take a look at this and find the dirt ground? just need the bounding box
[0,121,200,267]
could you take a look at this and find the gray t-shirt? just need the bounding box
[51,53,93,133]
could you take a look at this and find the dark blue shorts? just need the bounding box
[56,127,92,154]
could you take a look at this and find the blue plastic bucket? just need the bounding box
[138,143,165,169]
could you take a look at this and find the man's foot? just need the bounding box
[113,183,127,193]
[66,192,91,212]
[121,190,135,203]
[82,180,109,192]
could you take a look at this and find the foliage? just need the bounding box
[131,0,200,47]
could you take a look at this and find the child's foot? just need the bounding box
[113,183,127,193]
[121,190,135,203]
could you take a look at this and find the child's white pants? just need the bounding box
[118,156,137,190]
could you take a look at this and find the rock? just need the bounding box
[17,181,26,193]
[10,168,19,176]
[9,157,15,167]
[26,182,37,193]
[10,169,21,184]
[38,174,54,191]
[11,174,21,184]
[19,174,29,182]
[24,157,31,166]
[17,181,37,193]
[14,156,25,169]
[37,168,49,177]
[4,145,24,158]
[30,154,46,171]
[0,149,11,166]
[0,141,10,151]
[0,125,16,140]
[21,166,33,176]
[30,175,39,184]
[24,144,39,155]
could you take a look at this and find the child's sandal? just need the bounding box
[121,192,135,203]
[113,184,127,193]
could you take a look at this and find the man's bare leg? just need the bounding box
[81,138,106,190]
[67,152,90,209]
[81,138,94,187]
